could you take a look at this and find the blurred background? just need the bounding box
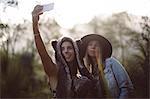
[0,0,150,98]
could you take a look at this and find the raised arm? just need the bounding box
[32,5,58,77]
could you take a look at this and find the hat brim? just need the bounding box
[78,34,112,59]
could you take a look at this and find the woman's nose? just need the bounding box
[64,48,68,53]
[91,44,96,49]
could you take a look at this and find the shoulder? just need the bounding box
[105,57,125,71]
[105,57,120,64]
[105,57,130,81]
[105,57,117,66]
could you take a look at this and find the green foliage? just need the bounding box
[0,50,51,98]
[0,17,61,98]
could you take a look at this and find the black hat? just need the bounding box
[77,34,112,60]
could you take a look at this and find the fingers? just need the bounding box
[32,5,43,17]
[32,5,43,22]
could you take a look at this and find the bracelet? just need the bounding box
[34,33,40,36]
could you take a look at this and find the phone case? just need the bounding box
[42,3,54,12]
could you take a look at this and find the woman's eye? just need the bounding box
[88,43,93,46]
[95,44,99,47]
[68,46,73,50]
[61,47,64,51]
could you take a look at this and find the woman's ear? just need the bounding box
[51,40,58,51]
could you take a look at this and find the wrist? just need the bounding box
[34,33,40,36]
[32,19,39,24]
[32,16,39,23]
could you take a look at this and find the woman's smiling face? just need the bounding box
[61,41,75,62]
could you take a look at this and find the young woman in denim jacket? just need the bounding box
[78,34,134,98]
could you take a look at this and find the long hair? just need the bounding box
[83,46,107,98]
[83,44,104,72]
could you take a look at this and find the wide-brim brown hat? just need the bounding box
[77,34,112,60]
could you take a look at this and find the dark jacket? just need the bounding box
[52,37,93,98]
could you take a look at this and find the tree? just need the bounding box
[140,16,150,98]
[0,23,27,55]
[98,12,134,65]
[0,0,18,12]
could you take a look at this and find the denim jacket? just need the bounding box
[104,57,134,99]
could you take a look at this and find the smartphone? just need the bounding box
[42,3,54,12]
